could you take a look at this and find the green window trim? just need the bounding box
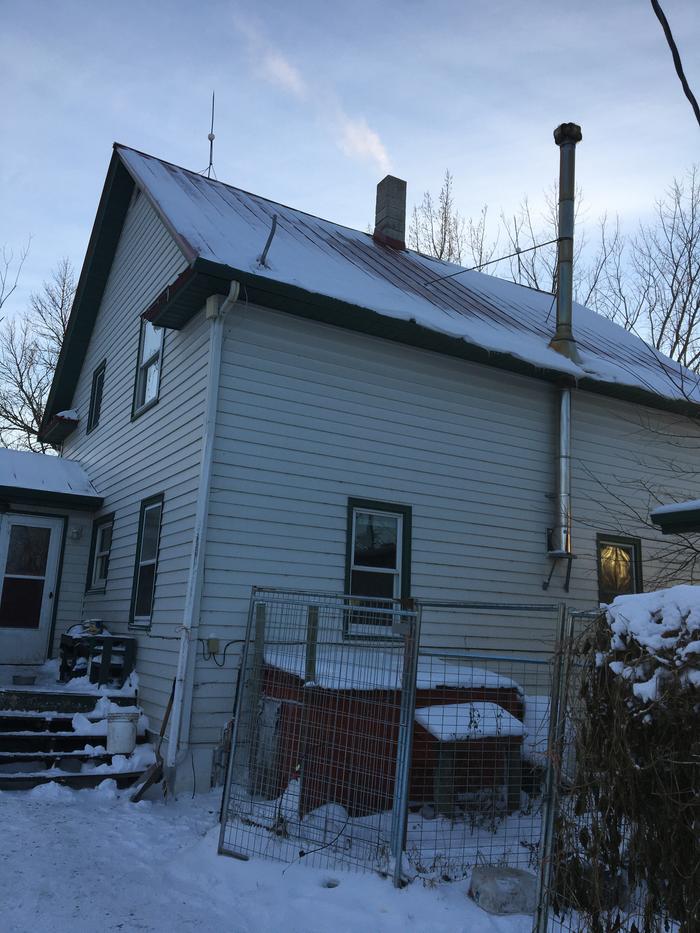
[86,359,106,434]
[596,533,643,605]
[129,493,164,629]
[85,512,115,593]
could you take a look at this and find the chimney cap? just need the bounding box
[553,123,582,147]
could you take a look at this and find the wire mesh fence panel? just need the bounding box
[219,591,571,897]
[218,589,419,876]
[407,601,564,889]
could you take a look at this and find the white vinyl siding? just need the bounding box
[57,203,700,763]
[188,306,700,750]
[60,192,207,735]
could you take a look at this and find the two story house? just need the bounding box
[3,132,699,790]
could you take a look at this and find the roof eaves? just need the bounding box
[152,256,699,419]
[39,152,135,437]
[650,505,700,535]
[0,486,103,512]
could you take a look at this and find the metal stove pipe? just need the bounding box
[550,122,582,559]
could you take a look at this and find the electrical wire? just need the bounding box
[422,238,561,286]
[650,0,700,128]
[198,638,241,667]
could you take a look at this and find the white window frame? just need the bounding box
[130,496,163,628]
[133,320,164,415]
[89,516,114,591]
[350,508,403,600]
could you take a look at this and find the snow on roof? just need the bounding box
[651,499,700,517]
[118,145,700,406]
[414,701,524,741]
[0,449,100,500]
[264,645,521,692]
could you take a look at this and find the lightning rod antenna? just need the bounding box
[206,91,216,179]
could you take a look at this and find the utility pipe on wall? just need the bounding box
[165,280,240,776]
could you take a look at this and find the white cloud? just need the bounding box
[336,113,391,175]
[259,50,307,99]
[232,15,390,173]
[232,16,307,100]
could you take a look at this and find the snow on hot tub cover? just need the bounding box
[263,645,521,693]
[118,144,700,408]
[0,449,100,502]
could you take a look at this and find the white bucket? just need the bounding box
[106,711,139,755]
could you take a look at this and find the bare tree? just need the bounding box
[0,241,30,314]
[409,170,467,263]
[412,168,700,375]
[0,259,75,451]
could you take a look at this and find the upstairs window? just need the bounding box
[87,514,114,591]
[87,360,106,433]
[597,534,642,605]
[345,498,412,636]
[133,320,163,416]
[130,494,163,627]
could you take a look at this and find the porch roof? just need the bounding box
[650,499,700,535]
[0,450,102,511]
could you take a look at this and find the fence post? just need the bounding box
[391,605,420,888]
[533,603,572,933]
[305,605,319,683]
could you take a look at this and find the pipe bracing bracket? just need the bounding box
[543,550,576,592]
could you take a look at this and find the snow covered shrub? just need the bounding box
[554,586,699,933]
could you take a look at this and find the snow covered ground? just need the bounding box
[0,781,534,933]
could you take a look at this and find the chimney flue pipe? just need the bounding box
[548,122,582,565]
[550,122,582,362]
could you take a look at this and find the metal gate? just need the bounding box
[218,589,419,884]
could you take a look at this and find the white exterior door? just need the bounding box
[0,514,63,665]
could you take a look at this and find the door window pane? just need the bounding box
[6,526,51,576]
[0,578,44,628]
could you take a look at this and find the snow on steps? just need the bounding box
[0,691,154,791]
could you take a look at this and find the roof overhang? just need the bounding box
[145,257,700,419]
[41,414,80,446]
[39,152,136,440]
[0,486,103,512]
[650,501,700,535]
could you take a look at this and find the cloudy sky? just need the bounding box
[1,0,698,311]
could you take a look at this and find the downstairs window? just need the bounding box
[596,534,642,604]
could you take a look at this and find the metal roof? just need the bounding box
[0,449,102,510]
[118,145,700,409]
[39,145,700,439]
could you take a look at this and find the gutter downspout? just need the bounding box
[165,280,240,779]
[549,123,582,566]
